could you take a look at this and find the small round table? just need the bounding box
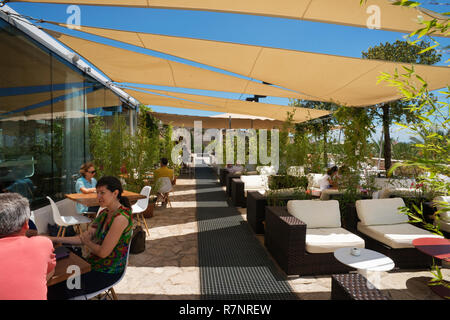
[412,237,450,299]
[334,247,395,275]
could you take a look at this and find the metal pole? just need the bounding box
[377,126,384,170]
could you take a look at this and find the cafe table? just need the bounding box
[412,237,450,299]
[47,251,91,287]
[65,190,146,208]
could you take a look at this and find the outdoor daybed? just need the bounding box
[265,200,365,276]
[355,197,443,269]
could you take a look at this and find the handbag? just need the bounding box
[130,225,146,254]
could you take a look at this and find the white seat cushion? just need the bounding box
[287,200,341,228]
[305,228,365,254]
[357,222,443,249]
[240,175,267,189]
[356,198,409,226]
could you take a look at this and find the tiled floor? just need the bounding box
[115,173,449,300]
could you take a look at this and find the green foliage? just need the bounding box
[362,39,441,170]
[362,40,442,65]
[268,174,308,191]
[368,0,449,289]
[289,100,340,173]
[334,106,375,191]
[89,108,162,193]
[266,188,312,206]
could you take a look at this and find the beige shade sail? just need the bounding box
[44,30,311,100]
[151,112,285,129]
[50,23,450,107]
[13,0,448,36]
[124,87,329,122]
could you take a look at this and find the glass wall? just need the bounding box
[0,18,135,210]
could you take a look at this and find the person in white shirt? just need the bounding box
[319,166,338,191]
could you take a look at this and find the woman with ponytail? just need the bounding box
[47,176,133,300]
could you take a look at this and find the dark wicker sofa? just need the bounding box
[264,206,355,276]
[225,172,242,198]
[247,190,300,234]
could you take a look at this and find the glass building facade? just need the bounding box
[0,17,137,210]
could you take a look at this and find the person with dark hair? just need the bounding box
[154,157,175,207]
[47,176,133,300]
[318,166,338,191]
[75,162,98,214]
[0,193,56,300]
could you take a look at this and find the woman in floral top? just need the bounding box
[47,176,133,300]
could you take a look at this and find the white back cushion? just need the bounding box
[287,200,341,228]
[241,175,267,189]
[356,198,408,226]
[434,196,450,221]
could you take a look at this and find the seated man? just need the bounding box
[154,158,175,207]
[0,193,56,300]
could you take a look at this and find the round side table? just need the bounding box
[334,247,395,289]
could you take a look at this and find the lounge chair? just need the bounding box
[231,175,268,207]
[265,200,365,276]
[355,197,443,269]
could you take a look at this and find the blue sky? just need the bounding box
[6,1,450,141]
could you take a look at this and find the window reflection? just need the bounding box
[0,19,133,210]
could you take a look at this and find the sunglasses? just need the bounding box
[88,170,96,174]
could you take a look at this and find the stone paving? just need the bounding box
[115,173,449,300]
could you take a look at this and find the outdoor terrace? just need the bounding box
[113,165,449,300]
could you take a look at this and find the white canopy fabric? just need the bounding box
[124,87,330,122]
[13,0,448,36]
[44,29,311,100]
[48,24,450,107]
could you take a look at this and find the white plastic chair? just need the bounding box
[157,177,173,208]
[70,230,133,300]
[47,196,91,236]
[131,186,151,234]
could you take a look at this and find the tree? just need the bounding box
[290,100,340,170]
[362,40,441,171]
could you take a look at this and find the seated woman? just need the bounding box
[154,157,175,207]
[75,162,99,214]
[318,166,338,191]
[47,176,133,300]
